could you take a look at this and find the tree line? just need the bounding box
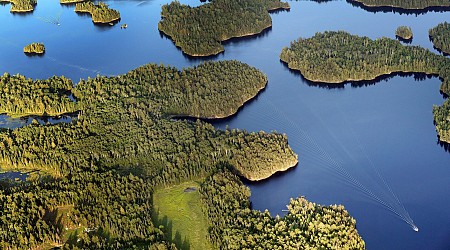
[348,0,450,9]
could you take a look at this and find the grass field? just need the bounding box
[153,181,212,250]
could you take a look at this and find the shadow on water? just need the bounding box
[396,36,412,44]
[159,26,274,62]
[280,60,440,89]
[437,138,450,153]
[0,171,28,181]
[346,0,450,15]
[241,162,298,187]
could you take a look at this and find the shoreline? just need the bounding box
[169,81,267,120]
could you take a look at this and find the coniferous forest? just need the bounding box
[429,22,450,54]
[280,31,450,150]
[0,57,368,248]
[158,0,290,56]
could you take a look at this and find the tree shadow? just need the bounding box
[345,0,450,15]
[152,212,191,250]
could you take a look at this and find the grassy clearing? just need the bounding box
[153,181,212,250]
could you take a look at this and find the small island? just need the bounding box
[75,1,120,24]
[0,0,36,12]
[429,22,450,54]
[23,42,45,54]
[158,0,290,56]
[348,0,450,10]
[396,26,413,41]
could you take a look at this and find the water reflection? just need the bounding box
[0,112,77,129]
[346,0,450,15]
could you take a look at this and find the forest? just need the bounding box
[0,73,75,117]
[280,31,450,147]
[200,168,365,249]
[279,31,450,84]
[433,100,450,143]
[75,1,120,24]
[158,0,289,56]
[0,58,368,249]
[348,0,450,9]
[0,0,36,12]
[395,26,413,40]
[429,22,450,54]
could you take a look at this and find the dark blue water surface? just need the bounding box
[1,0,450,249]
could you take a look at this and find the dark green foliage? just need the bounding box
[75,1,120,24]
[0,73,76,117]
[349,0,450,9]
[158,0,289,56]
[395,26,413,40]
[429,22,450,54]
[280,31,450,147]
[0,171,176,249]
[433,100,450,143]
[0,60,297,182]
[280,31,448,83]
[0,0,36,12]
[200,169,365,249]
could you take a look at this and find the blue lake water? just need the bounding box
[1,0,450,249]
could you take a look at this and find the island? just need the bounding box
[348,0,450,10]
[279,31,450,83]
[75,1,120,24]
[280,31,450,145]
[23,42,45,55]
[158,0,290,56]
[0,59,367,249]
[429,22,450,54]
[0,0,36,12]
[395,26,413,41]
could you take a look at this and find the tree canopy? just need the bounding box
[158,0,289,56]
[429,22,450,55]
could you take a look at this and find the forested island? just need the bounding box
[0,59,368,248]
[0,0,36,12]
[395,26,413,41]
[23,42,45,54]
[75,1,120,24]
[433,101,450,143]
[429,22,450,54]
[348,0,450,9]
[280,31,450,146]
[158,0,290,56]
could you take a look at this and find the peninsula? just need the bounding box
[75,1,120,24]
[429,22,450,54]
[0,0,36,12]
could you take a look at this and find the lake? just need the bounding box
[1,0,450,249]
